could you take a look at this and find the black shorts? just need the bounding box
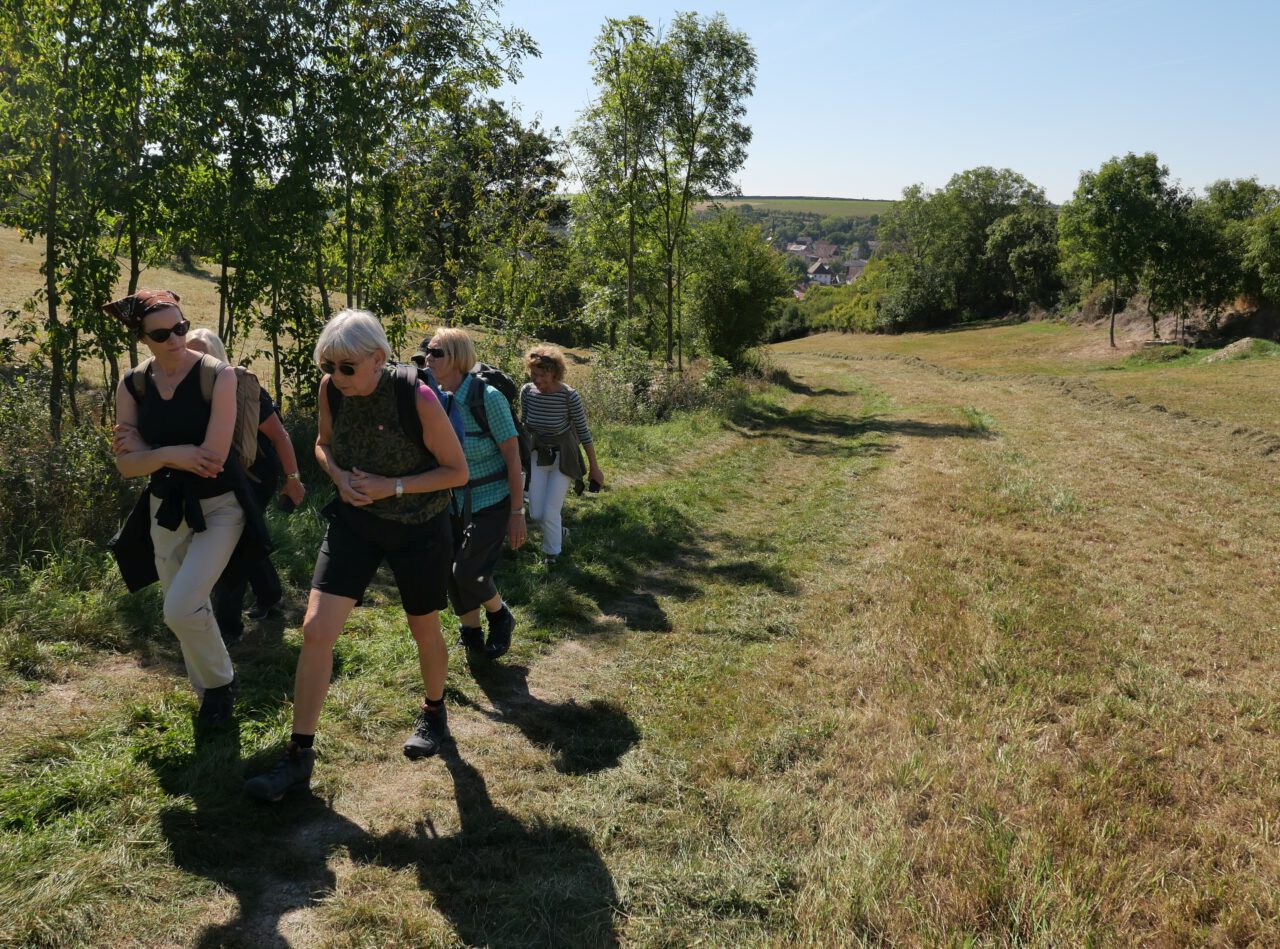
[311,501,452,616]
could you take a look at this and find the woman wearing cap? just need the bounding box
[520,345,604,564]
[185,328,306,642]
[421,327,525,659]
[107,289,243,723]
[244,309,467,803]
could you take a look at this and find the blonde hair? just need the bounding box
[314,309,390,367]
[430,326,477,377]
[524,345,566,382]
[186,327,228,363]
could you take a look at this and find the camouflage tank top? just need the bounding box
[330,366,450,523]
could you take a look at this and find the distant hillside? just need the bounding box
[708,196,895,219]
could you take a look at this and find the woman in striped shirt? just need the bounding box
[520,345,604,564]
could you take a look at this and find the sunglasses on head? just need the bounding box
[423,346,446,359]
[320,359,359,376]
[142,319,190,344]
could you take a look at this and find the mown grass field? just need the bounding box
[710,196,896,218]
[5,299,1280,944]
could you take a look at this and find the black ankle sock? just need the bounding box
[290,733,315,749]
[486,603,507,619]
[424,695,444,710]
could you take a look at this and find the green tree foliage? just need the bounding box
[686,212,790,364]
[574,12,757,365]
[1059,152,1181,347]
[868,167,1056,330]
[1245,204,1280,304]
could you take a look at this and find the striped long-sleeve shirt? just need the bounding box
[519,383,593,446]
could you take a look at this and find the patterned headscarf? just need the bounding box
[101,288,183,333]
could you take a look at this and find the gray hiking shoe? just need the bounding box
[403,703,451,760]
[244,743,315,802]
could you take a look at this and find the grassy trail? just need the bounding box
[5,330,1280,945]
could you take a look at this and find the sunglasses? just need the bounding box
[143,319,190,343]
[320,359,359,376]
[423,347,446,359]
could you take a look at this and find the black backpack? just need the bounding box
[466,363,532,474]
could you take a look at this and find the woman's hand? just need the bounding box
[507,510,527,550]
[589,464,605,490]
[335,467,373,506]
[281,476,306,507]
[111,423,148,456]
[349,467,396,503]
[168,445,225,478]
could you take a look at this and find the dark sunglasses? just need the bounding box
[423,346,446,359]
[320,359,358,376]
[142,319,190,343]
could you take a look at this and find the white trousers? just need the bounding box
[528,461,573,555]
[149,491,243,691]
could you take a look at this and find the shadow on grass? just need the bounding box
[769,367,853,398]
[730,400,992,449]
[461,656,640,775]
[352,744,621,947]
[141,728,620,947]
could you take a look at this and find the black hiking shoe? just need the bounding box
[197,676,238,724]
[458,625,485,652]
[484,604,515,660]
[247,598,281,621]
[403,703,451,760]
[244,743,316,802]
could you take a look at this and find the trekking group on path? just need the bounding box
[104,291,604,802]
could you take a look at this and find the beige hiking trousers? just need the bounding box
[149,491,244,691]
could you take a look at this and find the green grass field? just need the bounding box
[711,195,896,218]
[5,240,1280,944]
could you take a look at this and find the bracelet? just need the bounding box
[285,472,301,481]
[395,477,404,499]
[511,508,526,517]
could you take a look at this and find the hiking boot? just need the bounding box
[403,703,451,760]
[485,604,515,660]
[457,624,485,652]
[244,743,316,802]
[197,676,238,724]
[247,597,281,621]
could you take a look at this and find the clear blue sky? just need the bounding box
[493,0,1280,203]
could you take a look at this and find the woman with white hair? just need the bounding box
[245,309,467,802]
[185,329,306,641]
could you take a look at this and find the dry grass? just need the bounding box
[6,274,1280,943]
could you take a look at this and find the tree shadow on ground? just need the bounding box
[769,367,854,398]
[729,400,991,450]
[141,726,621,947]
[461,657,640,775]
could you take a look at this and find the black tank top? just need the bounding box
[136,360,238,499]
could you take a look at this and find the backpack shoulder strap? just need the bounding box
[467,373,491,437]
[394,363,426,445]
[195,353,226,404]
[125,356,155,402]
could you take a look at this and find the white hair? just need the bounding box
[186,327,228,363]
[314,309,391,367]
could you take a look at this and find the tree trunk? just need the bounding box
[66,328,80,424]
[315,239,332,321]
[344,171,354,308]
[664,255,674,366]
[270,282,282,407]
[1109,278,1118,349]
[45,120,63,441]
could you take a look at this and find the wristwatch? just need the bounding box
[285,472,301,481]
[395,477,404,499]
[511,507,526,517]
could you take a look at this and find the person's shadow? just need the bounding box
[351,743,623,947]
[139,714,623,946]
[462,655,641,775]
